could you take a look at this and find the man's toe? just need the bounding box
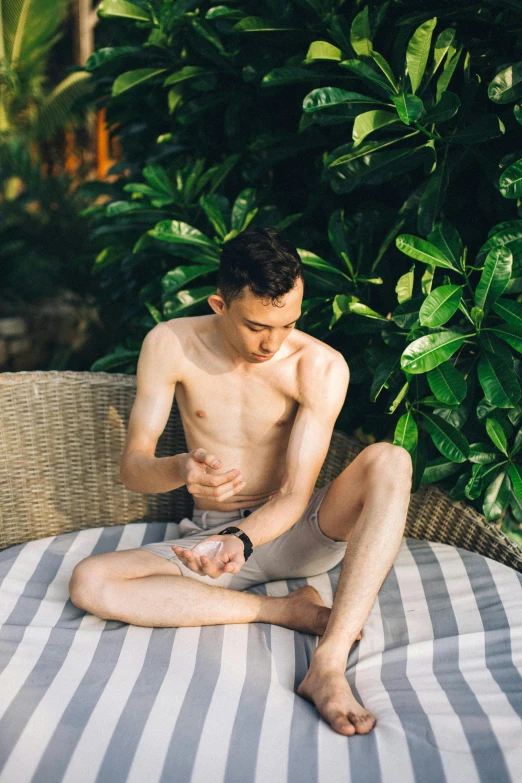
[330,713,356,735]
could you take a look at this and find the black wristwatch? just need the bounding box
[217,526,253,561]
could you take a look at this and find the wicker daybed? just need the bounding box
[0,371,521,783]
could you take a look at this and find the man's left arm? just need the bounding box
[239,353,350,548]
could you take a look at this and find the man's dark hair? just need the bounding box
[216,226,303,308]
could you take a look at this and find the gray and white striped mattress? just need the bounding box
[0,520,521,783]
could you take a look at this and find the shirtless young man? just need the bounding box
[70,226,413,737]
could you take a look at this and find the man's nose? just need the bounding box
[260,339,280,354]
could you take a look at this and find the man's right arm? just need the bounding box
[119,323,188,494]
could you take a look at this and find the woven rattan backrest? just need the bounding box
[1,371,522,573]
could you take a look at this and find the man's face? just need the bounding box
[210,277,304,363]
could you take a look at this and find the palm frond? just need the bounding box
[31,70,95,139]
[2,0,70,67]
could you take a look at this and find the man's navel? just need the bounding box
[195,410,207,418]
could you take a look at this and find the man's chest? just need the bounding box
[174,372,299,445]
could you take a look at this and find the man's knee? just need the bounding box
[363,442,413,487]
[69,555,114,619]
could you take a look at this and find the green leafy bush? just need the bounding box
[83,0,522,540]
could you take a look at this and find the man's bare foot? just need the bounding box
[279,586,363,639]
[297,664,376,736]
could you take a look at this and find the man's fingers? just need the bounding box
[196,469,242,488]
[193,449,222,469]
[187,473,246,498]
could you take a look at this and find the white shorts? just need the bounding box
[140,480,347,591]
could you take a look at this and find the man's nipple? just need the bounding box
[195,410,207,418]
[276,420,287,427]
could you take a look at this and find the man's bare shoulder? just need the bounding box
[296,330,349,374]
[293,331,349,404]
[140,320,187,384]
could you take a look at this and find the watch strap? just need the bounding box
[217,526,253,561]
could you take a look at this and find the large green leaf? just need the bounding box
[392,296,423,328]
[422,91,460,124]
[352,110,400,147]
[432,28,456,73]
[499,159,522,199]
[97,0,150,21]
[421,457,460,483]
[199,194,230,238]
[482,468,511,520]
[492,298,522,327]
[474,246,512,312]
[477,220,522,263]
[395,267,414,303]
[370,52,399,93]
[142,164,174,197]
[427,220,463,269]
[392,93,424,125]
[436,45,462,102]
[479,331,513,365]
[419,284,462,327]
[161,265,217,296]
[303,40,342,61]
[262,67,332,89]
[396,234,458,270]
[485,417,509,455]
[508,463,522,501]
[427,362,467,404]
[234,16,300,32]
[411,438,428,492]
[91,347,140,371]
[406,17,437,94]
[328,210,354,274]
[422,410,469,462]
[231,189,257,232]
[164,67,216,86]
[112,69,167,97]
[401,331,468,374]
[393,410,418,453]
[370,354,401,402]
[350,7,372,56]
[149,221,220,255]
[297,249,348,278]
[488,62,522,104]
[469,442,500,464]
[477,350,521,407]
[464,464,485,499]
[348,302,388,320]
[327,144,432,193]
[302,88,381,113]
[339,59,396,98]
[417,165,450,237]
[487,323,522,353]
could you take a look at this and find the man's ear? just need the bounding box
[208,292,226,316]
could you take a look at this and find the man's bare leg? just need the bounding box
[297,444,412,737]
[69,550,358,636]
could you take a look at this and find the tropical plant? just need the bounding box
[83,0,522,544]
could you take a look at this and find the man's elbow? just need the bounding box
[119,456,137,491]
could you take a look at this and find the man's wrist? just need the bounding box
[217,526,253,560]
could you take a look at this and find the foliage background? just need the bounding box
[72,0,522,546]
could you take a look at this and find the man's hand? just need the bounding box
[172,535,245,579]
[182,448,246,502]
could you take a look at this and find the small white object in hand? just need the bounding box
[192,540,223,560]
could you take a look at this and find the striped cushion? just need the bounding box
[0,521,521,783]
